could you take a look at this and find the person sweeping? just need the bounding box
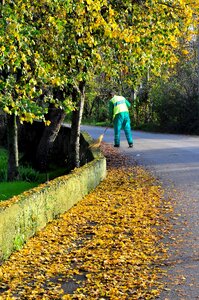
[109,91,133,148]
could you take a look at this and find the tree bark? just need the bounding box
[70,81,86,169]
[35,106,66,171]
[197,25,199,102]
[7,114,19,181]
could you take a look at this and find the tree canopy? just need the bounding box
[1,0,197,120]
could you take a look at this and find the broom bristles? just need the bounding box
[88,134,104,149]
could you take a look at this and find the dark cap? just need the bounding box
[109,91,116,98]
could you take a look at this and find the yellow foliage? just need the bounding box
[3,106,11,114]
[1,0,198,121]
[44,120,51,126]
[0,145,172,299]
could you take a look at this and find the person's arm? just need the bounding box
[109,100,114,120]
[125,99,131,108]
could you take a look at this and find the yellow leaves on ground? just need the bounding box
[0,144,171,299]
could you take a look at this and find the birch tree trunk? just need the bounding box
[197,25,199,101]
[70,81,86,169]
[7,114,19,181]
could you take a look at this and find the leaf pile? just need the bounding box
[0,144,171,299]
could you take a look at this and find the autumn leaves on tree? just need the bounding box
[0,0,198,178]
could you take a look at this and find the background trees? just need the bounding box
[83,1,199,134]
[1,0,198,179]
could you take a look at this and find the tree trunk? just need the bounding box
[70,81,86,169]
[35,106,66,171]
[197,26,199,102]
[7,114,19,181]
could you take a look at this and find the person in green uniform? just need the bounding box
[109,92,133,148]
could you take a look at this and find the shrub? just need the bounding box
[0,148,40,182]
[18,165,40,182]
[0,148,8,181]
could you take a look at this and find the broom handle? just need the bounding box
[103,127,108,134]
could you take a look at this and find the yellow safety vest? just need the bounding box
[111,95,128,119]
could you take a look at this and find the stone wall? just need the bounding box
[0,122,106,260]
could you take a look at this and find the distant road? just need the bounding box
[81,125,199,299]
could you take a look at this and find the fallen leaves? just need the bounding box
[0,143,172,299]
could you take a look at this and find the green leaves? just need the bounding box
[0,0,197,123]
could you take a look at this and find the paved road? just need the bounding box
[81,125,199,299]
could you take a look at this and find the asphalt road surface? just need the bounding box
[81,125,199,300]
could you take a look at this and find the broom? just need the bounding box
[88,127,108,149]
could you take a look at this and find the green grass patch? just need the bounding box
[0,147,68,201]
[81,118,111,127]
[0,181,39,201]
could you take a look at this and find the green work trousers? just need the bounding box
[113,112,133,146]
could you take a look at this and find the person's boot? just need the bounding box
[129,143,133,148]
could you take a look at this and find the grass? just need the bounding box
[65,116,111,128]
[0,147,68,201]
[81,119,111,127]
[0,181,39,201]
[0,147,41,201]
